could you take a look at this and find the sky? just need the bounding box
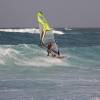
[0,0,100,28]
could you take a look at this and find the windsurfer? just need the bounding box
[47,42,60,57]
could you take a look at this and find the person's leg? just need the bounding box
[58,50,60,56]
[47,51,49,56]
[47,49,50,56]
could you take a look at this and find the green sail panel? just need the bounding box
[37,11,55,45]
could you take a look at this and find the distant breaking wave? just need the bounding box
[0,28,64,34]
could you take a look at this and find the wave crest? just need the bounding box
[0,28,64,34]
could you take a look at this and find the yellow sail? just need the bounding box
[36,11,55,47]
[36,11,51,32]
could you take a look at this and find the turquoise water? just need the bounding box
[0,28,100,100]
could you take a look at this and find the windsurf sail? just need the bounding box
[36,11,51,32]
[36,11,55,46]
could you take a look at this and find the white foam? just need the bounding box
[14,56,64,67]
[0,58,5,65]
[0,46,20,65]
[0,48,19,56]
[0,46,65,67]
[0,28,39,33]
[52,30,64,34]
[0,44,68,67]
[0,28,64,34]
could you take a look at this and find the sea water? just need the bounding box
[0,28,100,100]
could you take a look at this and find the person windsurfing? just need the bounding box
[36,10,62,58]
[47,42,60,57]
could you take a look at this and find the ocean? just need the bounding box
[0,28,100,100]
